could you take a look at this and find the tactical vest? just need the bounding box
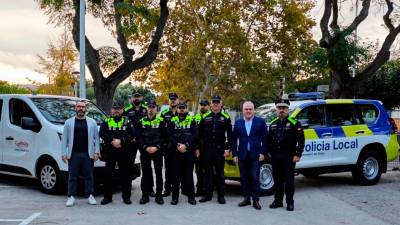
[139,116,164,146]
[171,114,194,144]
[194,111,210,124]
[105,116,129,139]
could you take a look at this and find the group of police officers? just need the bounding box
[98,90,304,210]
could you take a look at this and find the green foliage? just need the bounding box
[0,81,30,94]
[358,60,400,109]
[113,83,156,105]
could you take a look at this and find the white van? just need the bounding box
[0,94,140,194]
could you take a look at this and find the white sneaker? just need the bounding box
[66,196,75,207]
[88,195,97,205]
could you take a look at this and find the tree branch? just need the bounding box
[72,0,104,86]
[114,0,135,62]
[343,0,371,34]
[107,0,169,85]
[384,0,395,32]
[357,25,400,82]
[329,0,339,30]
[319,0,333,47]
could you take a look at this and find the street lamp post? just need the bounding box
[79,0,86,99]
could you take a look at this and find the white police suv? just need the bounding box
[225,98,399,195]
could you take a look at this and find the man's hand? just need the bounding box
[233,156,238,163]
[112,138,122,148]
[62,155,68,163]
[259,154,265,162]
[177,143,187,153]
[195,149,200,158]
[293,156,301,163]
[223,150,230,157]
[93,153,99,161]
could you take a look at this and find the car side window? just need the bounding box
[296,105,326,128]
[9,99,39,127]
[326,104,362,126]
[358,104,379,125]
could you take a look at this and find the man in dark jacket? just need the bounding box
[268,97,305,211]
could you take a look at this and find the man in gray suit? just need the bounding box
[61,100,100,207]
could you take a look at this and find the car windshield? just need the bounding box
[31,98,106,125]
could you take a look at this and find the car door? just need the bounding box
[294,104,334,168]
[3,98,41,175]
[325,104,371,165]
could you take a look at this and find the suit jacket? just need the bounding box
[61,117,100,159]
[232,116,268,161]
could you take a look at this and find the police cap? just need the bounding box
[199,99,209,105]
[169,92,178,100]
[112,101,123,109]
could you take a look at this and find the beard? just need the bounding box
[200,108,208,114]
[133,100,141,106]
[76,110,85,117]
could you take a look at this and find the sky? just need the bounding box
[0,0,396,84]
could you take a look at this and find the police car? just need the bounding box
[225,98,400,195]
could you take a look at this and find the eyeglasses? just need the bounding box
[178,106,186,109]
[212,101,221,104]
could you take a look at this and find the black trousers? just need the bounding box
[194,154,204,193]
[104,149,131,200]
[203,148,225,198]
[163,146,174,192]
[172,150,195,200]
[140,150,163,197]
[238,154,260,201]
[271,153,296,204]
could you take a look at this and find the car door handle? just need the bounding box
[321,133,332,138]
[5,136,14,140]
[355,130,365,135]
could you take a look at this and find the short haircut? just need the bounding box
[242,101,254,109]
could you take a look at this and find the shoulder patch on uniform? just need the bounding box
[288,116,297,125]
[124,104,133,111]
[221,112,230,119]
[270,117,279,124]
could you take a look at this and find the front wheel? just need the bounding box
[259,163,275,196]
[38,161,66,194]
[352,151,382,185]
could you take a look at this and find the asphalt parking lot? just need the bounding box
[1,171,400,225]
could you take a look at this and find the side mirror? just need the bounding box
[21,117,41,132]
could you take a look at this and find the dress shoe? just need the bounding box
[188,198,197,205]
[155,196,164,205]
[238,199,251,207]
[269,201,283,209]
[199,196,212,203]
[253,200,262,210]
[162,190,171,197]
[170,199,179,205]
[286,203,294,211]
[139,195,150,205]
[217,196,226,204]
[149,190,156,197]
[100,198,112,205]
[123,198,132,205]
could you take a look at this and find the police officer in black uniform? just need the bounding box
[123,91,155,196]
[136,100,166,205]
[160,92,179,197]
[198,95,232,204]
[100,101,135,205]
[268,97,305,211]
[193,99,211,197]
[169,101,198,205]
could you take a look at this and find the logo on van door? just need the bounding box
[15,140,29,149]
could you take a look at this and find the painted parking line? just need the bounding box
[0,212,41,225]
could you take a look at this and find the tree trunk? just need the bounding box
[330,68,354,99]
[93,79,118,114]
